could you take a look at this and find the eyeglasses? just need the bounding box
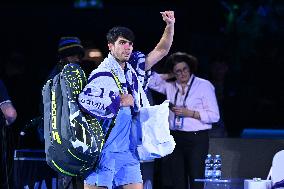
[174,67,189,76]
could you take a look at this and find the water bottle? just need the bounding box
[212,154,222,180]
[204,154,213,179]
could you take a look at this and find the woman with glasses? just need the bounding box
[148,52,220,189]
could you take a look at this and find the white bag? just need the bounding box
[133,100,176,161]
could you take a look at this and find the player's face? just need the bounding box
[108,37,133,63]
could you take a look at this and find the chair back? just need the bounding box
[271,150,284,189]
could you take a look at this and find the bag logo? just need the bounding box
[51,90,61,144]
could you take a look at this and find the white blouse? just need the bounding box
[148,72,220,132]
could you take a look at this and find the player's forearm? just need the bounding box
[156,23,175,55]
[145,23,174,71]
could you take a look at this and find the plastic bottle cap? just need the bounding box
[253,178,262,181]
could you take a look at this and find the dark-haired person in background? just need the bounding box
[45,36,85,189]
[207,55,241,138]
[148,52,220,189]
[0,79,17,189]
[47,36,85,80]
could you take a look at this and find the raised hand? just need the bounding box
[160,11,175,26]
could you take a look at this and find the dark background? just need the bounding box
[0,0,284,145]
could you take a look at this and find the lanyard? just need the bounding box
[174,76,195,107]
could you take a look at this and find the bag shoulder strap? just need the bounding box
[110,69,123,94]
[102,70,125,141]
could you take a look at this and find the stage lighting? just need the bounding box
[83,48,103,62]
[74,0,103,9]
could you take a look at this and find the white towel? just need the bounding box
[78,53,149,119]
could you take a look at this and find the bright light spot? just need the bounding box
[89,50,102,58]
